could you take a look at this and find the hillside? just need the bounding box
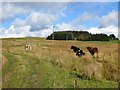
[1,38,119,88]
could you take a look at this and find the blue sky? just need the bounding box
[1,2,118,38]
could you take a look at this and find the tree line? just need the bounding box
[46,31,119,41]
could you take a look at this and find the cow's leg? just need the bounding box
[96,52,99,58]
[78,53,82,57]
[29,46,31,50]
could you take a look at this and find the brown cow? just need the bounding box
[86,47,99,58]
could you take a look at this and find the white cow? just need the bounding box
[25,44,31,50]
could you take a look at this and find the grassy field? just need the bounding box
[1,38,119,88]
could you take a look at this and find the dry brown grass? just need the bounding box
[2,39,119,82]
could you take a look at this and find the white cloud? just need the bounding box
[2,16,54,38]
[56,23,76,31]
[2,22,119,38]
[13,18,27,27]
[55,22,119,39]
[100,10,118,27]
[1,2,68,38]
[1,2,118,39]
[71,10,118,28]
[33,29,53,37]
[72,12,97,25]
[84,25,118,38]
[26,11,56,31]
[0,28,3,38]
[1,2,67,22]
[2,25,53,38]
[2,8,57,38]
[1,2,28,22]
[56,23,85,31]
[2,25,34,38]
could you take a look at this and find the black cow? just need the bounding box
[76,50,85,57]
[71,46,85,57]
[71,46,80,53]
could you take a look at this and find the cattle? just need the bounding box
[71,46,85,57]
[71,46,80,53]
[86,47,99,58]
[76,50,85,57]
[25,44,31,50]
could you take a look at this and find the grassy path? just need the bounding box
[2,51,73,88]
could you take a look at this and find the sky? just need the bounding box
[0,1,119,38]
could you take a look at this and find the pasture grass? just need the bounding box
[2,37,45,41]
[2,38,119,88]
[81,40,120,44]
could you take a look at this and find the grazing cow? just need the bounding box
[76,50,85,57]
[71,46,85,57]
[71,46,80,53]
[25,44,31,50]
[86,47,99,58]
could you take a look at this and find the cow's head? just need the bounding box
[86,47,92,50]
[71,46,75,49]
